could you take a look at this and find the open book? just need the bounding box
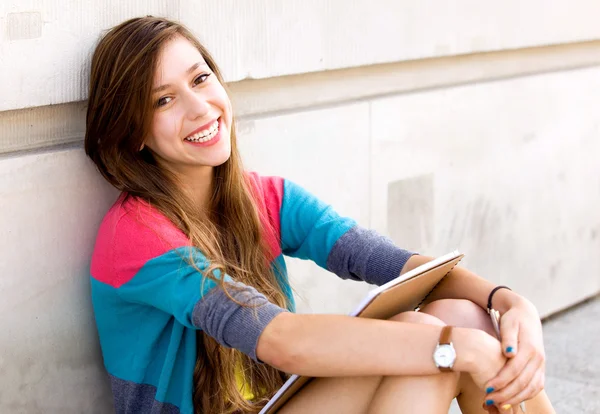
[259,250,464,414]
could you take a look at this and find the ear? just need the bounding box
[139,143,145,151]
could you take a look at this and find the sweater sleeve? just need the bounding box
[111,210,285,362]
[280,179,416,286]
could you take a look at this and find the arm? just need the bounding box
[116,246,287,361]
[116,242,500,381]
[400,254,531,313]
[116,241,499,380]
[257,312,504,380]
[279,179,415,285]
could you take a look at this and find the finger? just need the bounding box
[485,402,517,413]
[482,401,500,413]
[483,402,517,414]
[504,369,545,407]
[488,358,540,407]
[500,314,519,358]
[485,348,530,392]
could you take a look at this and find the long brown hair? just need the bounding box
[85,16,290,413]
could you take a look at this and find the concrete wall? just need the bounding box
[1,1,599,412]
[4,0,600,111]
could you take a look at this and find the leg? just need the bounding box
[278,311,459,414]
[421,299,556,414]
[276,375,382,414]
[368,370,458,414]
[420,298,496,336]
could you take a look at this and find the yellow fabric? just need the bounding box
[235,365,255,400]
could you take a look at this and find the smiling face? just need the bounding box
[143,35,233,178]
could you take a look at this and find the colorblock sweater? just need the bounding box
[90,173,415,413]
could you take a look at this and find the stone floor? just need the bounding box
[450,295,600,413]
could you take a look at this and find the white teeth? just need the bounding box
[185,120,219,143]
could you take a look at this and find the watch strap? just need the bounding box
[438,326,453,372]
[439,326,452,345]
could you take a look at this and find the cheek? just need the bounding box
[150,112,181,146]
[212,85,233,120]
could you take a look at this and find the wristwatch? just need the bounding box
[433,326,456,372]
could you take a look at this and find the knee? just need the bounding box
[422,299,482,318]
[421,299,494,334]
[388,310,446,327]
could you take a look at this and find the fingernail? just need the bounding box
[485,399,494,406]
[502,404,512,410]
[506,346,514,353]
[486,387,495,393]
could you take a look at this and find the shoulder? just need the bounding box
[245,172,284,203]
[90,193,190,287]
[244,171,287,217]
[244,172,289,259]
[244,172,331,221]
[245,172,314,208]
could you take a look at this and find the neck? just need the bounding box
[178,166,214,210]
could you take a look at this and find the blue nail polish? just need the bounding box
[506,346,514,353]
[486,399,494,406]
[486,387,495,393]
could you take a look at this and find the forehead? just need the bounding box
[154,36,206,85]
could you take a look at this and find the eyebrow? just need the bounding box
[151,62,208,93]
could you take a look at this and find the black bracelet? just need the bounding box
[487,285,512,312]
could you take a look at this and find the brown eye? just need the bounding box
[193,73,210,86]
[156,96,172,107]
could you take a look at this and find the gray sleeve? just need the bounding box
[326,225,417,286]
[192,281,287,362]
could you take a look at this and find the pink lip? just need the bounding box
[184,118,222,148]
[184,117,220,139]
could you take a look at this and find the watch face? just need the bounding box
[434,344,456,368]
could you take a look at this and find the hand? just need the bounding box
[465,331,520,413]
[468,330,506,389]
[484,297,546,408]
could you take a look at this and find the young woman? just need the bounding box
[85,16,555,414]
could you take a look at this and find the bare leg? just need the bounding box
[421,299,497,337]
[517,391,556,414]
[368,371,459,414]
[278,311,460,414]
[277,375,382,414]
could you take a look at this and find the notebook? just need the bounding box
[259,250,465,414]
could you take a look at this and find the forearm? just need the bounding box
[402,255,529,314]
[257,312,491,377]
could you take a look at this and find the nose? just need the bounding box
[182,88,210,121]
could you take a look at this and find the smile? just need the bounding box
[184,119,219,143]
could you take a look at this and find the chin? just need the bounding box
[206,150,232,167]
